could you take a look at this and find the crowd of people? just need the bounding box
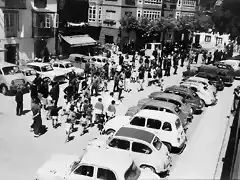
[14,41,233,140]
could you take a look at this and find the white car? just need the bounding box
[183,76,217,95]
[35,148,160,180]
[88,126,172,175]
[180,82,217,106]
[103,110,187,152]
[19,66,37,85]
[26,62,65,83]
[52,61,84,76]
[220,59,240,71]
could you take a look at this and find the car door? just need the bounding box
[161,121,174,145]
[96,167,117,180]
[69,164,95,180]
[131,141,154,167]
[107,138,131,152]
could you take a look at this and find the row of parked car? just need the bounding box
[34,58,237,180]
[0,60,85,95]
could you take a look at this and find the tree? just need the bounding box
[212,0,240,39]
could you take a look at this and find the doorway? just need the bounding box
[5,44,19,64]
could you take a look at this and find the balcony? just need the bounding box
[32,27,55,38]
[5,0,26,9]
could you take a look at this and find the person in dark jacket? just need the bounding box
[67,69,76,84]
[119,54,124,66]
[50,82,60,106]
[113,73,120,92]
[31,97,42,137]
[15,85,23,116]
[49,104,62,128]
[64,83,74,102]
[40,80,49,109]
[33,73,42,92]
[138,64,145,91]
[166,57,172,76]
[30,83,38,100]
[173,54,179,75]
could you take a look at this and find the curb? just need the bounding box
[213,114,233,179]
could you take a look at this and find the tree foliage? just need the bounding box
[212,0,240,39]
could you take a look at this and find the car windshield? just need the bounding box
[25,70,36,76]
[41,65,53,72]
[124,161,141,180]
[2,66,21,75]
[152,136,162,150]
[65,63,73,68]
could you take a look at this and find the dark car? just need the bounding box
[194,72,224,91]
[125,100,189,128]
[183,65,234,86]
[213,62,240,79]
[163,85,203,114]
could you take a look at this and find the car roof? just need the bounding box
[82,148,132,174]
[152,92,183,101]
[0,62,18,68]
[181,81,203,88]
[115,126,155,144]
[134,109,179,123]
[27,62,51,67]
[144,100,177,109]
[189,76,208,82]
[19,66,35,71]
[53,61,71,65]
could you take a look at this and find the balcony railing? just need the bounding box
[5,0,26,9]
[32,27,55,38]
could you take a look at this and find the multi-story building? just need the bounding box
[0,0,58,64]
[88,0,162,45]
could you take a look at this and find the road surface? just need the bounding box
[0,63,236,180]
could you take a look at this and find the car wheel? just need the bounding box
[1,85,8,95]
[163,142,172,152]
[140,165,156,173]
[105,129,115,136]
[200,99,206,107]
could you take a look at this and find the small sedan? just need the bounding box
[180,82,217,106]
[52,61,84,76]
[125,100,189,128]
[88,126,172,175]
[214,61,240,79]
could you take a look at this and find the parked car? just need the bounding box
[139,93,193,118]
[26,62,65,83]
[125,100,189,128]
[35,148,160,180]
[103,110,187,152]
[163,85,203,114]
[19,66,37,88]
[180,81,217,106]
[0,62,28,95]
[213,61,240,79]
[182,76,217,95]
[88,126,172,175]
[52,60,84,76]
[182,67,234,86]
[193,72,225,91]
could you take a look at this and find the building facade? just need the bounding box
[0,0,58,64]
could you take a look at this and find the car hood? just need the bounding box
[5,73,26,82]
[104,116,131,132]
[125,106,141,116]
[148,92,161,98]
[139,169,161,180]
[36,154,80,180]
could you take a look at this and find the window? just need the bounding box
[105,35,114,44]
[88,4,96,22]
[97,168,117,180]
[137,10,142,18]
[98,6,102,23]
[143,106,158,111]
[54,14,59,28]
[108,138,130,150]
[132,142,152,154]
[169,100,181,107]
[170,4,176,9]
[165,109,173,114]
[59,64,65,68]
[175,119,181,129]
[144,0,162,5]
[130,116,146,127]
[41,65,53,72]
[182,0,195,6]
[74,165,94,177]
[205,35,211,42]
[143,10,161,20]
[45,14,51,28]
[53,64,58,67]
[33,13,53,28]
[162,122,172,131]
[216,37,223,45]
[125,11,132,16]
[4,12,18,37]
[30,66,41,72]
[152,136,162,150]
[125,0,135,5]
[146,118,161,129]
[105,10,116,20]
[2,66,21,75]
[146,44,151,49]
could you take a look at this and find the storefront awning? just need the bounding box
[61,35,97,47]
